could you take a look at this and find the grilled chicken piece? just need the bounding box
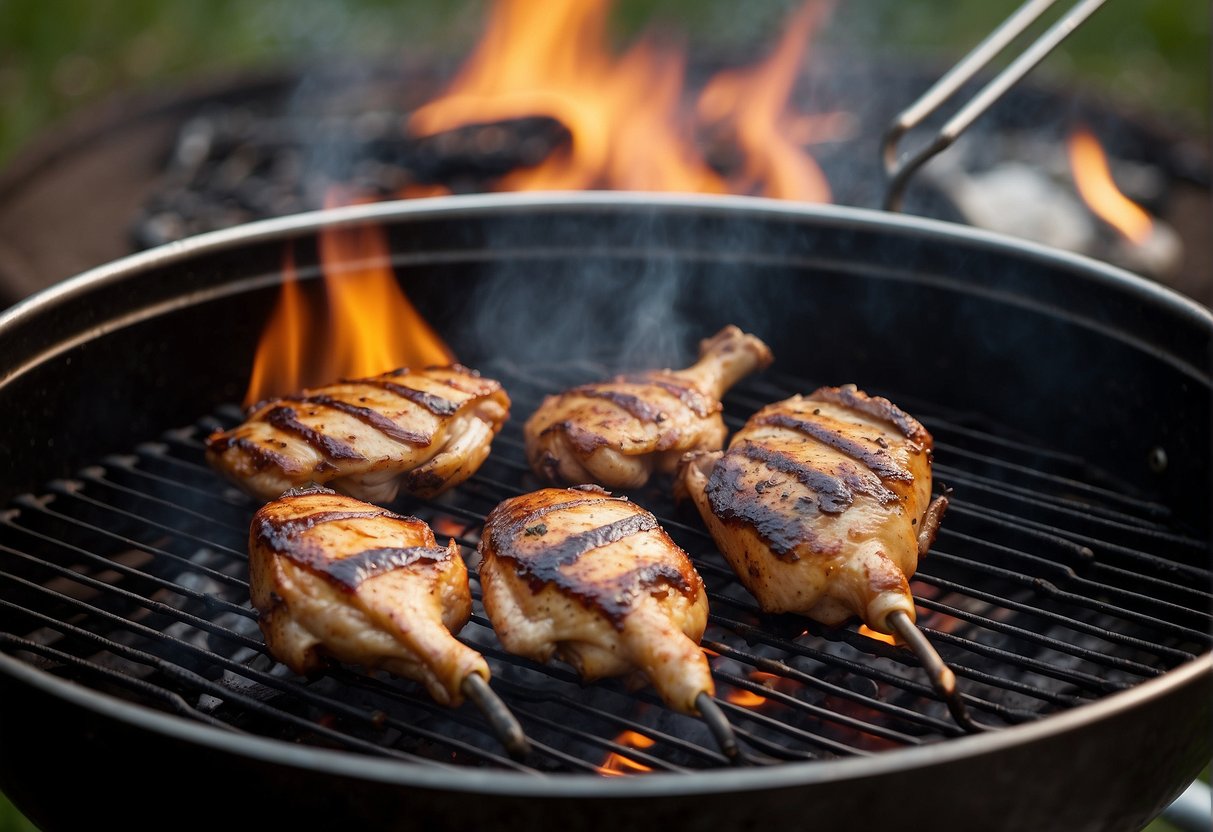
[676,385,947,634]
[249,486,488,706]
[478,486,713,714]
[524,326,772,489]
[206,364,509,502]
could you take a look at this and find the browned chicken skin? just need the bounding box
[248,486,489,706]
[524,326,772,488]
[477,486,713,714]
[207,364,509,502]
[677,385,947,634]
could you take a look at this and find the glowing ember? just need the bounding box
[245,197,455,406]
[431,515,473,541]
[858,625,897,646]
[408,0,832,199]
[1068,126,1153,245]
[597,730,657,776]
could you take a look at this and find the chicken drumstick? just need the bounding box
[208,364,509,502]
[249,486,527,753]
[525,326,772,489]
[676,385,947,634]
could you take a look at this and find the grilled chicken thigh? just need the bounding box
[478,486,713,714]
[524,326,772,489]
[207,364,509,502]
[677,385,947,634]
[249,486,489,706]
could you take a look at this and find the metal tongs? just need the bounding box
[882,0,1109,212]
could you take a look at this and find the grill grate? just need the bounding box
[2,358,1210,774]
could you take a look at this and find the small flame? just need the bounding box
[858,625,897,646]
[244,198,454,405]
[408,0,833,198]
[1068,127,1153,245]
[597,730,656,776]
[726,688,768,708]
[724,671,782,708]
[696,1,833,201]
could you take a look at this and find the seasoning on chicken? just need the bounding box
[206,364,509,502]
[675,385,982,730]
[524,326,772,489]
[249,486,527,755]
[478,487,735,754]
[676,385,948,633]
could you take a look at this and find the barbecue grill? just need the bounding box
[0,193,1208,831]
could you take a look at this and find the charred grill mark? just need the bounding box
[571,386,666,423]
[308,546,449,591]
[254,508,399,550]
[438,367,500,397]
[704,456,810,559]
[488,505,696,628]
[253,507,445,591]
[266,407,366,461]
[281,395,433,446]
[755,412,913,482]
[810,386,928,445]
[206,433,305,474]
[363,379,460,416]
[735,441,858,513]
[493,496,619,539]
[620,374,716,418]
[539,419,611,453]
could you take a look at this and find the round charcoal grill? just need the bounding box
[0,194,1209,831]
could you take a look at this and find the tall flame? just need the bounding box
[249,1,837,399]
[1068,127,1153,245]
[244,217,454,406]
[696,1,833,201]
[408,0,832,198]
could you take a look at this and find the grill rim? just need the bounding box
[3,192,1212,391]
[2,650,1207,796]
[0,192,1209,825]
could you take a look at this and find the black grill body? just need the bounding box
[0,194,1209,831]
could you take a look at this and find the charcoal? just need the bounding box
[132,102,570,248]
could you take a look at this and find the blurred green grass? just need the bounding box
[1,0,1208,165]
[0,1,1208,828]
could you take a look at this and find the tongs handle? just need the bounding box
[881,0,1109,212]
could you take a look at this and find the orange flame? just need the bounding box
[696,1,833,201]
[858,625,897,646]
[724,671,783,708]
[597,730,656,776]
[1068,127,1153,245]
[244,212,454,406]
[408,0,833,198]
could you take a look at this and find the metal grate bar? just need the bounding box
[0,593,446,766]
[3,356,1208,775]
[934,529,1213,626]
[45,480,249,560]
[919,554,1209,648]
[933,465,1199,538]
[703,639,960,735]
[946,502,1210,582]
[1,516,253,620]
[0,570,518,768]
[17,490,248,588]
[710,612,1087,711]
[0,633,241,732]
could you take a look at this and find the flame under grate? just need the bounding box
[1,357,1210,774]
